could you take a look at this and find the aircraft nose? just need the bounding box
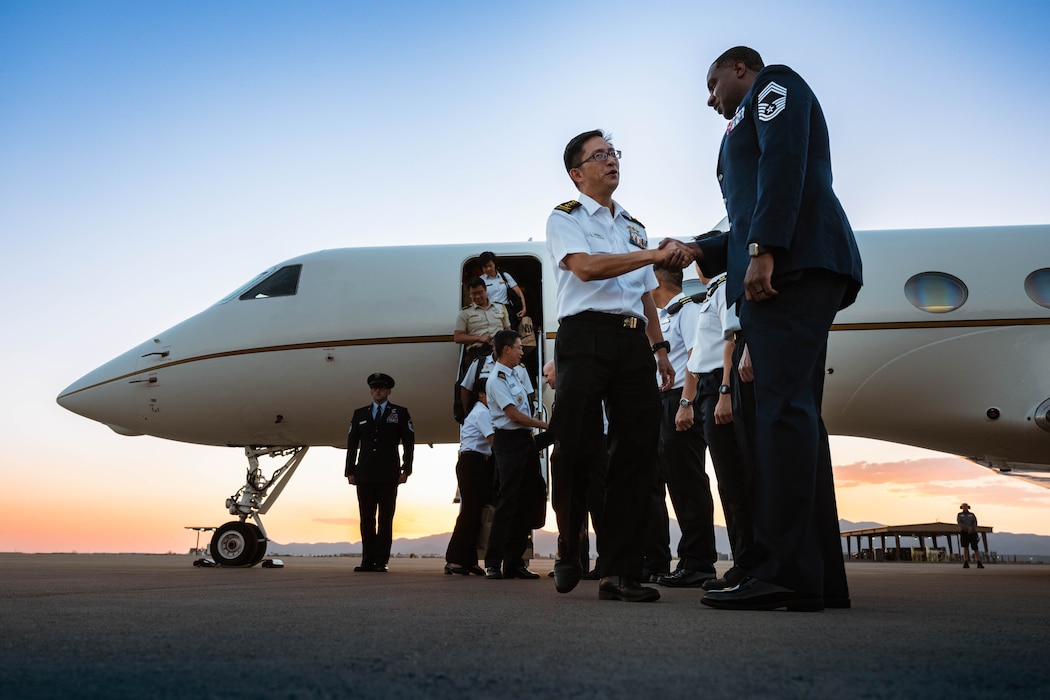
[57,349,144,437]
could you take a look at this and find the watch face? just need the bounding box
[679,398,691,407]
[719,385,731,394]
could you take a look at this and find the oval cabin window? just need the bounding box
[1024,269,1050,309]
[904,272,968,313]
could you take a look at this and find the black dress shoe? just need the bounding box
[701,565,747,591]
[581,569,600,580]
[505,566,540,580]
[353,564,374,572]
[373,564,389,572]
[484,566,503,579]
[824,597,852,609]
[656,568,716,588]
[468,565,485,576]
[444,563,470,576]
[701,577,823,612]
[598,576,660,602]
[553,561,582,594]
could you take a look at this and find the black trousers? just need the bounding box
[549,435,607,571]
[695,369,755,567]
[356,481,398,567]
[445,450,494,566]
[485,429,540,570]
[739,270,851,598]
[553,312,660,579]
[661,386,717,572]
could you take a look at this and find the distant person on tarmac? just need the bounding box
[958,503,984,569]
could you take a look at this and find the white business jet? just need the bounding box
[57,225,1050,565]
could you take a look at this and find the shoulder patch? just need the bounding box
[757,81,787,122]
[554,200,581,214]
[497,371,507,379]
[623,213,645,228]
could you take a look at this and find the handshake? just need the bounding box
[655,238,698,270]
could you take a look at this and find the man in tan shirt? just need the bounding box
[454,276,510,373]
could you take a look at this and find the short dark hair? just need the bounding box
[563,129,610,173]
[712,46,764,72]
[494,329,521,358]
[468,276,486,290]
[478,251,497,267]
[654,265,683,288]
[474,377,487,395]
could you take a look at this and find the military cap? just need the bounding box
[367,372,395,389]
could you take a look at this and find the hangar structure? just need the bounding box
[841,523,993,562]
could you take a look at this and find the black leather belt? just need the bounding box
[564,310,645,331]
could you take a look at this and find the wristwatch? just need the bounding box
[679,397,693,408]
[748,243,771,257]
[651,340,671,354]
[718,384,731,395]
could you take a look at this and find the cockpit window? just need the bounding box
[238,264,302,300]
[215,265,303,305]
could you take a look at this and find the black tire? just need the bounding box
[210,522,258,567]
[248,523,268,566]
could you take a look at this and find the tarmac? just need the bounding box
[1,554,1047,699]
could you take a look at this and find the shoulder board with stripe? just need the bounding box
[554,200,581,214]
[623,213,645,228]
[706,273,728,295]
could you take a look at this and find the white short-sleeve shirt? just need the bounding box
[487,361,533,431]
[658,291,700,390]
[460,356,534,395]
[459,401,494,455]
[687,275,732,375]
[545,193,658,323]
[482,272,517,305]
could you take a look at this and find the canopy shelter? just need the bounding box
[841,523,992,562]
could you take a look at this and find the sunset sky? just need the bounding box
[3,1,1049,554]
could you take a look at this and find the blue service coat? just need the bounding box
[345,403,414,483]
[698,64,863,308]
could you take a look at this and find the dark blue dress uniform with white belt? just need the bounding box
[697,64,863,608]
[345,373,414,572]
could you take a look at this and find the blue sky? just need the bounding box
[2,1,1049,551]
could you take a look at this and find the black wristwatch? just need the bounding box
[651,340,671,354]
[718,384,731,395]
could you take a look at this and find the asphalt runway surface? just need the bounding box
[1,554,1047,699]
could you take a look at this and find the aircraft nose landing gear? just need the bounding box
[208,445,308,567]
[211,521,267,567]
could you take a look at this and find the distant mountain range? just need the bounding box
[268,519,1050,559]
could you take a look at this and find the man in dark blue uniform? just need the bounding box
[663,47,862,611]
[345,372,415,572]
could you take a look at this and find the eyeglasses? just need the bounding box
[575,149,622,168]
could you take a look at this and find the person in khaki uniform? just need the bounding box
[454,277,510,373]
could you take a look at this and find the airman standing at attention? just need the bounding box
[345,373,414,573]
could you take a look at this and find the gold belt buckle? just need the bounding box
[623,316,639,329]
